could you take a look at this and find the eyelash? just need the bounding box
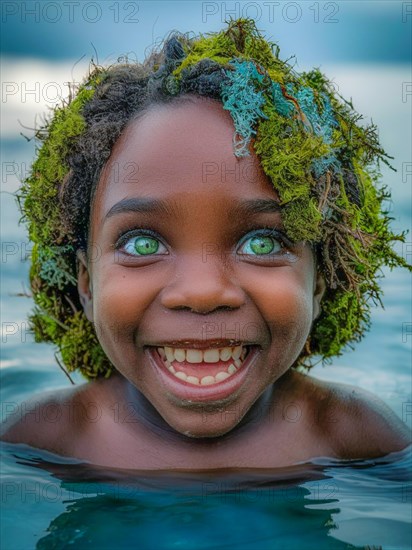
[114,226,295,258]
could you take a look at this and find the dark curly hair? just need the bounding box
[16,18,411,381]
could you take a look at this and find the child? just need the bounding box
[1,18,410,469]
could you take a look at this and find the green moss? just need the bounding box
[310,288,368,359]
[282,197,323,242]
[16,67,113,380]
[37,245,77,289]
[60,312,114,380]
[253,103,330,206]
[173,18,283,80]
[17,69,104,246]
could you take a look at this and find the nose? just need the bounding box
[160,253,245,314]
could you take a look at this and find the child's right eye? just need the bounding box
[117,229,168,257]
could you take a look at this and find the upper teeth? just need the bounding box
[160,345,246,364]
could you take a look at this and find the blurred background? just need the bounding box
[1,1,411,422]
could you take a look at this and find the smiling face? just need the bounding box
[77,96,325,438]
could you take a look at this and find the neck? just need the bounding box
[114,371,293,447]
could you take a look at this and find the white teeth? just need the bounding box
[174,349,186,362]
[227,364,237,374]
[164,347,175,362]
[168,363,242,386]
[165,360,175,373]
[186,350,203,364]
[203,349,220,363]
[219,347,232,361]
[159,344,250,364]
[215,371,230,382]
[156,344,254,385]
[200,376,215,386]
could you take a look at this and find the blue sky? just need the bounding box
[1,0,411,64]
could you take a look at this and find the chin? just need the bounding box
[165,412,242,440]
[184,425,233,439]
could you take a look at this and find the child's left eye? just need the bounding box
[238,230,287,256]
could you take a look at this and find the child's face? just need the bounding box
[77,97,325,438]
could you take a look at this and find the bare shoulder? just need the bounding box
[0,387,79,448]
[0,372,127,457]
[300,373,411,459]
[0,382,95,452]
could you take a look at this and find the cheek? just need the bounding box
[91,265,160,346]
[250,269,314,348]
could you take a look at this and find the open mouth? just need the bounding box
[154,344,251,386]
[156,345,249,386]
[145,344,261,402]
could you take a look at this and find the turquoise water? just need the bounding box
[1,347,411,549]
[1,440,411,549]
[1,130,411,549]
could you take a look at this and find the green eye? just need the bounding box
[118,228,288,259]
[239,233,283,256]
[124,235,165,256]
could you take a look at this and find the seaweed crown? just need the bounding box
[17,18,411,381]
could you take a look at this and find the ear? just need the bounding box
[76,249,94,322]
[312,270,326,322]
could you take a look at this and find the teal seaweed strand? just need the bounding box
[221,59,268,156]
[221,59,340,180]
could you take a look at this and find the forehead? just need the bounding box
[91,97,281,227]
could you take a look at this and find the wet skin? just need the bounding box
[1,97,410,469]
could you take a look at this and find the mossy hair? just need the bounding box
[17,18,411,381]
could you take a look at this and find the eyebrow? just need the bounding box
[104,197,282,222]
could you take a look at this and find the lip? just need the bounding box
[145,345,261,402]
[144,339,259,350]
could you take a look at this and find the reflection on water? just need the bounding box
[1,441,411,549]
